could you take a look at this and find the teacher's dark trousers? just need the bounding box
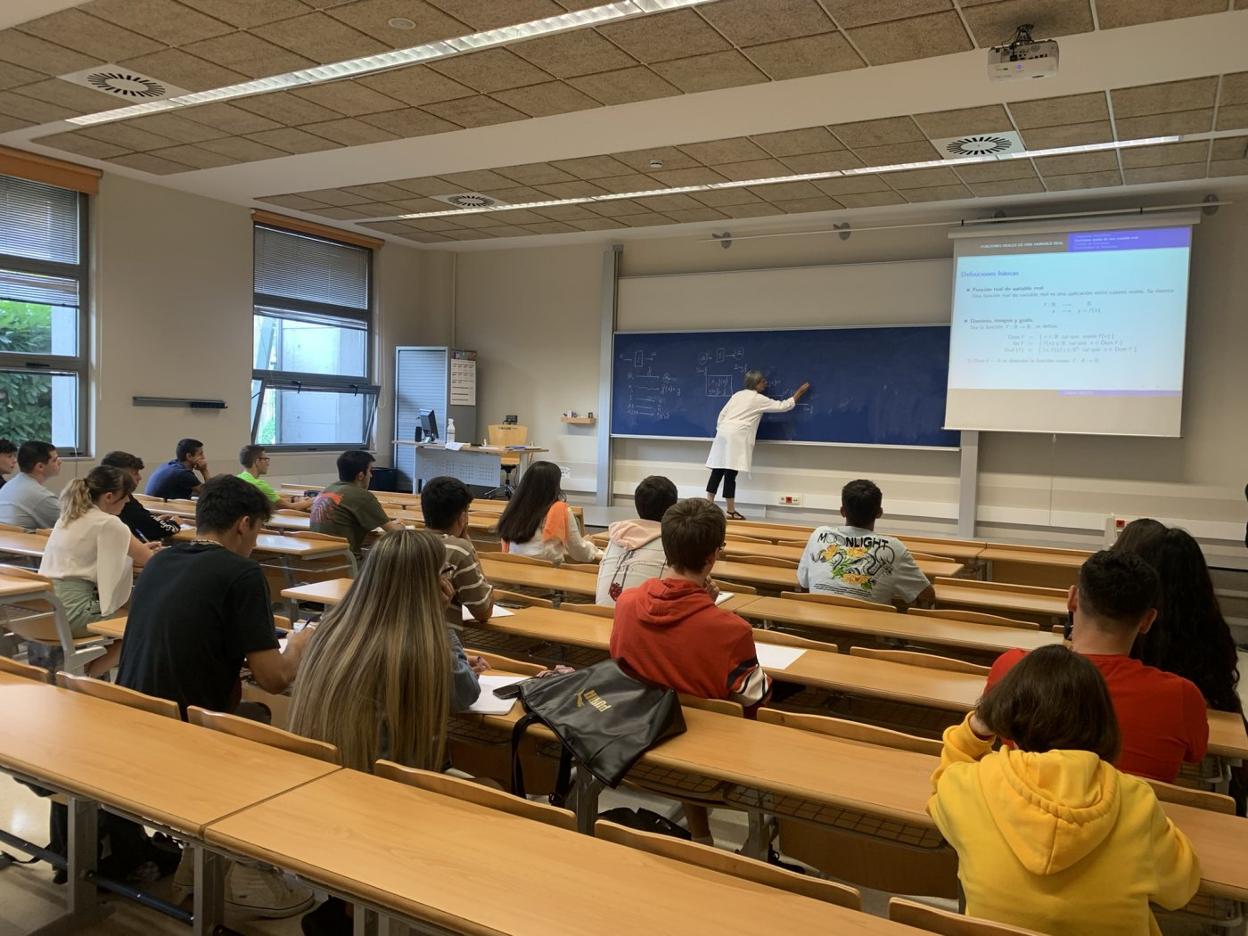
[706,468,738,499]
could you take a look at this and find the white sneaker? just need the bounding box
[225,863,315,919]
[171,846,194,904]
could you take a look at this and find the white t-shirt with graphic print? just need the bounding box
[796,525,930,607]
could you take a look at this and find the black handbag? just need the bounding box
[502,658,686,801]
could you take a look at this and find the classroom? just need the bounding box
[1,1,1247,934]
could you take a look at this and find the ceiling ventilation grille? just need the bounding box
[432,192,504,209]
[932,131,1025,158]
[58,66,189,101]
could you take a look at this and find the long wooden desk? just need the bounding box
[0,569,52,602]
[711,557,963,591]
[0,529,50,559]
[933,580,1069,622]
[173,528,349,560]
[979,544,1089,589]
[735,596,1062,658]
[205,767,909,936]
[478,556,599,599]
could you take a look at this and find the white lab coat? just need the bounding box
[705,390,795,473]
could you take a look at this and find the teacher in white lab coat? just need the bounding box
[705,370,810,519]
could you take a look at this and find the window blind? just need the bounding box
[0,176,80,264]
[254,225,370,313]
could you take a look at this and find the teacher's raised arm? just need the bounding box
[704,370,810,519]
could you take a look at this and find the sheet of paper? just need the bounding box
[754,643,806,671]
[714,591,735,606]
[444,441,465,451]
[467,674,527,715]
[462,603,515,622]
[450,357,477,406]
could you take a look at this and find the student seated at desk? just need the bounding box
[101,451,182,543]
[0,440,61,530]
[309,449,404,558]
[37,467,138,677]
[611,498,770,845]
[596,474,678,606]
[238,444,314,511]
[796,478,933,609]
[987,550,1208,784]
[145,437,210,500]
[420,475,494,626]
[931,644,1200,936]
[0,437,15,489]
[497,460,601,565]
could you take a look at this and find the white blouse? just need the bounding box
[705,389,796,473]
[38,507,134,615]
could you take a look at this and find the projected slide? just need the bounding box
[944,225,1191,436]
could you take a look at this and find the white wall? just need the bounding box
[448,192,1248,549]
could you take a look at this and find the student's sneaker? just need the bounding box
[225,864,315,919]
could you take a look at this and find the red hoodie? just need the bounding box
[610,577,770,709]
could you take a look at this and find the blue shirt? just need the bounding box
[145,460,199,500]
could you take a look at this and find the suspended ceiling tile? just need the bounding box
[1041,168,1123,190]
[837,191,907,208]
[176,0,314,29]
[691,187,763,207]
[359,65,474,105]
[125,112,224,144]
[597,9,731,63]
[567,65,680,106]
[390,195,452,212]
[249,126,344,153]
[813,174,895,195]
[698,0,836,46]
[780,150,864,172]
[197,135,290,161]
[617,212,677,228]
[1033,150,1118,175]
[180,102,282,133]
[1123,162,1208,184]
[255,193,329,211]
[0,90,80,123]
[429,47,553,93]
[718,201,783,218]
[1215,103,1248,129]
[1118,140,1210,168]
[473,223,535,236]
[524,220,580,234]
[820,0,951,29]
[358,107,459,136]
[742,32,864,81]
[770,195,845,213]
[341,181,416,200]
[120,48,247,92]
[80,122,181,154]
[548,154,636,180]
[1222,72,1248,106]
[306,206,378,219]
[967,177,1046,196]
[345,200,407,215]
[326,0,467,46]
[652,50,768,94]
[1115,108,1213,137]
[1096,0,1227,29]
[468,208,545,224]
[360,220,424,233]
[428,0,563,28]
[679,137,770,165]
[830,115,925,148]
[183,31,317,78]
[912,104,1014,139]
[477,186,546,203]
[954,159,1038,182]
[592,172,663,193]
[745,179,822,200]
[534,179,609,198]
[569,217,629,231]
[846,11,971,65]
[234,91,343,125]
[662,206,730,223]
[492,80,601,117]
[648,166,729,186]
[511,29,638,79]
[0,113,32,132]
[1211,137,1248,160]
[83,0,235,46]
[108,151,195,174]
[294,80,407,116]
[1008,92,1109,128]
[529,203,599,221]
[301,116,400,144]
[1111,77,1218,117]
[420,93,527,127]
[17,9,164,62]
[902,183,972,202]
[958,0,1095,47]
[438,168,519,190]
[493,162,577,185]
[12,78,124,115]
[1208,158,1248,176]
[442,228,495,240]
[148,142,241,168]
[612,145,700,173]
[252,13,390,63]
[851,139,942,164]
[587,198,646,216]
[0,29,103,76]
[751,126,842,157]
[1017,120,1112,149]
[632,192,707,212]
[699,157,788,180]
[886,166,964,188]
[0,61,45,92]
[34,130,129,159]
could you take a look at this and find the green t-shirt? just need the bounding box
[309,481,390,556]
[237,470,279,503]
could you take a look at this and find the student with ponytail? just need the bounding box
[38,466,137,675]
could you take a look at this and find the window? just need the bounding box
[0,175,89,455]
[251,225,379,449]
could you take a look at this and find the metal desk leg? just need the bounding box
[192,847,227,936]
[573,767,602,836]
[66,796,99,920]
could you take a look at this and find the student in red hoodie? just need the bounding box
[986,549,1208,783]
[611,497,770,844]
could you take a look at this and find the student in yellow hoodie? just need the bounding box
[929,644,1200,936]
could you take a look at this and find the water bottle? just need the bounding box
[446,417,456,444]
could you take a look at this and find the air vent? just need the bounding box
[58,66,189,101]
[931,131,1025,159]
[432,192,505,209]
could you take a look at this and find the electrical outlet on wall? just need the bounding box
[1105,514,1136,546]
[777,494,803,506]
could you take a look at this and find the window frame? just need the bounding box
[0,185,90,457]
[250,224,380,452]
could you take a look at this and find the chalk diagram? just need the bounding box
[697,346,746,398]
[620,348,681,420]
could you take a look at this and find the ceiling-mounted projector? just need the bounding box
[988,24,1058,82]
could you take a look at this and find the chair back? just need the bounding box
[755,631,834,651]
[465,652,545,677]
[908,551,957,562]
[489,552,555,568]
[724,533,776,544]
[908,607,1040,631]
[934,576,1066,598]
[56,672,180,719]
[734,555,799,569]
[595,820,860,910]
[0,522,27,533]
[558,603,614,619]
[757,708,941,756]
[714,580,757,595]
[488,424,528,468]
[0,655,49,682]
[678,694,744,717]
[493,589,556,609]
[888,898,1046,935]
[849,646,990,676]
[0,567,108,675]
[186,706,341,764]
[375,761,575,831]
[1146,778,1236,814]
[562,563,599,573]
[780,590,895,612]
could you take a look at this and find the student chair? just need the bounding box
[56,672,180,719]
[556,603,614,619]
[493,589,557,609]
[734,555,799,569]
[186,706,341,764]
[1145,778,1236,814]
[757,708,942,756]
[888,898,1046,935]
[780,590,896,612]
[0,522,28,533]
[0,565,110,675]
[561,563,599,573]
[486,423,529,499]
[0,654,50,682]
[756,631,835,651]
[463,651,545,677]
[594,819,862,911]
[489,552,556,568]
[374,761,576,831]
[908,607,1041,631]
[909,551,959,563]
[849,645,991,677]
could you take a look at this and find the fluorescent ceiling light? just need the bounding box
[378,134,1195,222]
[65,0,718,128]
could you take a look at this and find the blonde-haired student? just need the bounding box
[930,644,1199,935]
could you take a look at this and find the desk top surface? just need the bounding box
[0,571,52,597]
[0,530,50,557]
[0,672,338,835]
[206,767,905,936]
[933,582,1069,618]
[173,529,346,557]
[282,577,352,605]
[394,441,547,453]
[478,557,599,597]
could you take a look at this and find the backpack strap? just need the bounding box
[509,712,540,798]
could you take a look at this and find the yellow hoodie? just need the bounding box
[928,714,1200,936]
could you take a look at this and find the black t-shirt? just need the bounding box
[119,497,181,542]
[117,543,278,715]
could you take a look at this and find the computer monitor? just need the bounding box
[417,408,438,442]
